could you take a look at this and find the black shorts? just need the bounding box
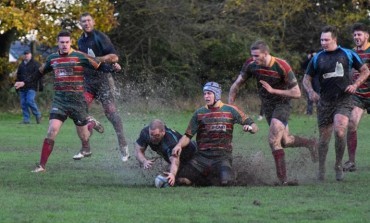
[352,95,370,114]
[49,92,89,126]
[84,72,115,105]
[177,150,234,186]
[263,102,291,126]
[317,95,353,127]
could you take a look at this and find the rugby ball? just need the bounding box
[154,174,169,188]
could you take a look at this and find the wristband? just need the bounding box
[245,118,254,126]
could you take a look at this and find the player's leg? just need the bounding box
[32,118,64,172]
[83,91,104,133]
[102,101,129,162]
[281,125,318,163]
[269,118,289,185]
[74,124,92,159]
[71,98,95,160]
[176,154,212,186]
[317,124,332,181]
[218,158,234,186]
[345,106,363,172]
[94,76,129,161]
[333,113,349,181]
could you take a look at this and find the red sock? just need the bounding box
[81,140,90,153]
[272,149,287,183]
[347,131,357,162]
[40,138,54,168]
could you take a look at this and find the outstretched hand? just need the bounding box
[164,172,175,186]
[143,159,154,169]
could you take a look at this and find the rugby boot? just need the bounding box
[87,116,104,134]
[342,161,356,172]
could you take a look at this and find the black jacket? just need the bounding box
[16,58,42,91]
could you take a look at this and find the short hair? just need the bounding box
[352,22,369,33]
[250,40,270,53]
[321,25,338,39]
[80,12,93,20]
[149,119,165,131]
[57,30,71,39]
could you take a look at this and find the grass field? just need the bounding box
[1,108,370,223]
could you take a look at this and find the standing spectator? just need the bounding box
[73,12,129,162]
[15,50,42,124]
[344,23,370,172]
[229,40,318,186]
[135,119,198,186]
[303,25,369,181]
[301,50,320,115]
[16,30,102,172]
[172,82,258,186]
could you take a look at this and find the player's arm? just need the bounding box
[260,80,301,99]
[96,53,118,63]
[172,135,191,157]
[229,75,246,104]
[303,74,320,102]
[14,64,45,89]
[346,64,370,93]
[166,155,180,186]
[134,142,154,169]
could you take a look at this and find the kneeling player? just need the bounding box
[135,119,197,186]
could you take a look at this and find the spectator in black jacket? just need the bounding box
[15,50,42,124]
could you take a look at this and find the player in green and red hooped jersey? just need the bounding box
[345,23,370,172]
[230,40,318,186]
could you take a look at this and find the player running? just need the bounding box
[344,22,370,172]
[229,40,318,185]
[18,30,102,172]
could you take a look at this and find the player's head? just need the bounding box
[203,82,221,106]
[320,25,338,51]
[149,119,166,144]
[57,30,72,54]
[352,22,369,48]
[250,40,270,66]
[80,12,95,33]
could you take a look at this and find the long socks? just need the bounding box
[40,138,55,168]
[347,130,357,163]
[272,149,287,183]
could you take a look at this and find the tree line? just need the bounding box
[0,0,369,109]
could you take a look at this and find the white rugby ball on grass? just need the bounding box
[154,174,169,188]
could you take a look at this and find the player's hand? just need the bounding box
[243,123,258,134]
[345,84,357,94]
[112,63,122,72]
[14,81,25,89]
[164,172,175,186]
[308,90,320,102]
[260,80,274,94]
[172,145,182,157]
[143,159,154,169]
